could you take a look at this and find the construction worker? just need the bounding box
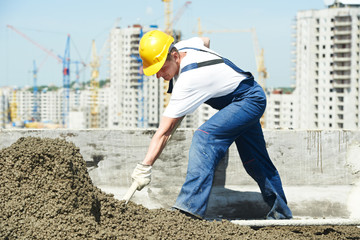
[130,30,292,220]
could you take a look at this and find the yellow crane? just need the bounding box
[10,89,18,123]
[164,1,192,36]
[90,40,100,128]
[195,18,267,127]
[161,0,191,108]
[162,0,173,36]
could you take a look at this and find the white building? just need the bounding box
[108,24,221,129]
[109,25,160,128]
[0,88,10,128]
[109,25,197,129]
[293,0,360,129]
[265,88,297,129]
[81,87,110,129]
[40,88,62,124]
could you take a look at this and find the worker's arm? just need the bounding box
[124,115,183,196]
[200,37,210,48]
[141,115,184,166]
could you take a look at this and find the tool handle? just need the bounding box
[123,182,139,204]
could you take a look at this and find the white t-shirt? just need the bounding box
[163,37,247,118]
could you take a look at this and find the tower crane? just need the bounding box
[161,0,191,108]
[162,0,173,36]
[164,1,192,36]
[89,40,100,128]
[6,25,84,128]
[62,35,71,128]
[194,18,268,127]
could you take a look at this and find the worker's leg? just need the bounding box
[173,83,267,218]
[235,122,292,219]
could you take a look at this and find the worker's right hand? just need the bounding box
[131,163,152,191]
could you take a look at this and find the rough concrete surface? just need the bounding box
[1,129,360,219]
[1,136,360,239]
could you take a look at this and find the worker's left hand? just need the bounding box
[131,163,152,191]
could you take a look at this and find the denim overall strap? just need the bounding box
[167,47,253,94]
[175,47,255,110]
[179,47,253,78]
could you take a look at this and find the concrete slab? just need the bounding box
[1,129,360,220]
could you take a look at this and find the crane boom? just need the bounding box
[7,25,62,63]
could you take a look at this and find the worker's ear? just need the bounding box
[173,51,180,62]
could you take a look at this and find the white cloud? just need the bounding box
[146,6,153,15]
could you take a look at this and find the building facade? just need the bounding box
[293,0,360,129]
[265,88,297,129]
[108,25,162,128]
[108,25,204,129]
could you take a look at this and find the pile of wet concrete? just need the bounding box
[1,137,359,239]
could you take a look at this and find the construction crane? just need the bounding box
[6,25,84,128]
[61,35,71,128]
[194,18,268,127]
[10,89,18,124]
[162,0,191,108]
[89,40,100,128]
[164,1,192,36]
[162,0,173,36]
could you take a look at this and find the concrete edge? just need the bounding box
[231,218,360,227]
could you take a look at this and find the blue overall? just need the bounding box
[172,47,292,220]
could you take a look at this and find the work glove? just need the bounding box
[131,163,152,191]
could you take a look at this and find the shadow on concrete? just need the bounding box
[205,151,270,220]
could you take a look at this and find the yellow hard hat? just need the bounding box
[139,30,174,76]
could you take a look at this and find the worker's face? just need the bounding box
[156,52,179,80]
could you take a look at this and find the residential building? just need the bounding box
[265,88,296,129]
[293,0,360,129]
[109,25,160,128]
[108,25,201,129]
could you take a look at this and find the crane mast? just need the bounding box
[10,89,18,123]
[89,40,100,128]
[161,0,191,109]
[62,35,71,128]
[162,0,173,35]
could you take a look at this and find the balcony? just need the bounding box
[332,80,351,88]
[333,56,351,62]
[130,62,140,68]
[334,20,351,27]
[333,65,351,71]
[130,48,139,55]
[333,38,351,44]
[333,47,351,53]
[333,29,352,35]
[333,74,350,80]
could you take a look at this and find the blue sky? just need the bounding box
[0,0,327,88]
